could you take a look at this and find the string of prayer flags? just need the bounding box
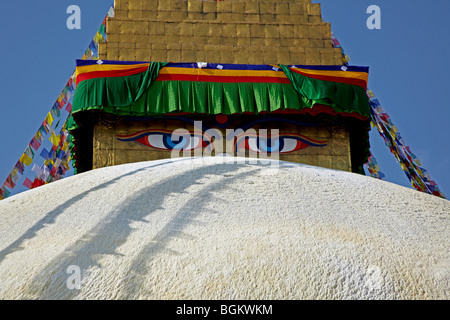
[365,152,385,180]
[81,9,110,61]
[369,99,445,198]
[0,4,114,201]
[331,32,445,198]
[331,33,341,48]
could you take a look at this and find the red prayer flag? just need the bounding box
[59,98,67,108]
[50,166,57,177]
[30,178,45,189]
[23,178,33,189]
[30,137,41,151]
[4,175,16,189]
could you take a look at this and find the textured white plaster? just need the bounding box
[0,156,448,299]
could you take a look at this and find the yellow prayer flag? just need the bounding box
[45,112,54,125]
[63,141,69,151]
[94,32,104,43]
[20,153,33,166]
[57,93,64,103]
[49,132,60,147]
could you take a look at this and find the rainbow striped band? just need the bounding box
[75,60,369,89]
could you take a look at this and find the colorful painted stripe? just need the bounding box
[75,66,149,85]
[157,65,291,83]
[289,66,368,89]
[75,60,369,88]
[76,60,369,72]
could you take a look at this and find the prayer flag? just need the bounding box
[4,175,16,189]
[30,178,45,189]
[10,171,21,184]
[23,178,33,189]
[35,131,44,144]
[14,161,25,175]
[40,148,49,159]
[20,153,33,166]
[24,145,35,160]
[30,137,41,151]
[49,132,60,147]
[45,112,54,126]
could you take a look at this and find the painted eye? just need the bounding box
[236,134,327,153]
[117,130,212,151]
[139,134,204,151]
[244,137,281,153]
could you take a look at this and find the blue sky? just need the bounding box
[0,0,448,197]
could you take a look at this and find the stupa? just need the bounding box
[68,0,371,175]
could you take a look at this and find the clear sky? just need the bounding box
[0,0,449,197]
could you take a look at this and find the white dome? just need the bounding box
[0,156,448,299]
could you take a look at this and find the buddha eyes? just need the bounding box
[117,130,327,153]
[138,133,209,151]
[234,134,327,154]
[117,130,212,151]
